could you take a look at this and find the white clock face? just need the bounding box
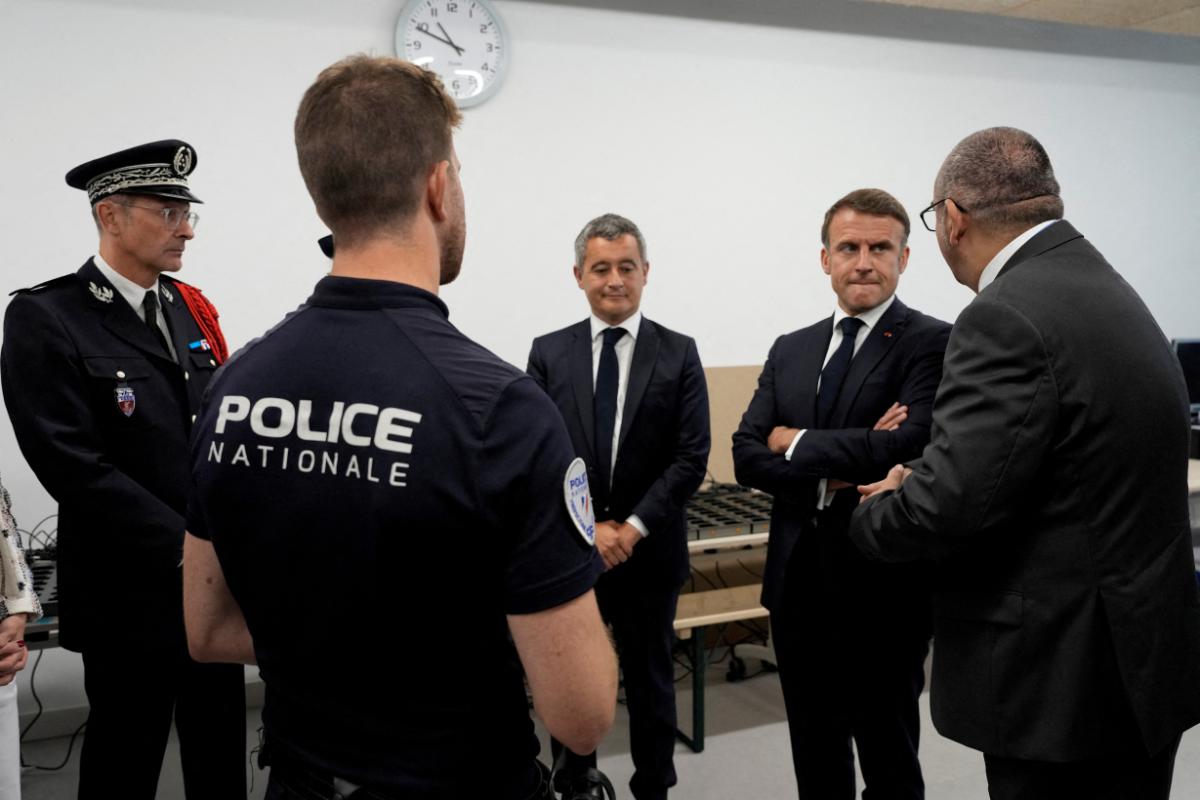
[395,0,510,108]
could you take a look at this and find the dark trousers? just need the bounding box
[552,576,680,800]
[79,637,247,799]
[983,734,1181,800]
[771,533,929,800]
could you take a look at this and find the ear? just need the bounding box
[95,200,127,237]
[944,199,968,246]
[573,264,584,289]
[641,261,650,283]
[426,160,451,222]
[898,245,910,274]
[820,247,832,276]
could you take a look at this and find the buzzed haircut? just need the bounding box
[294,55,462,248]
[936,126,1064,232]
[821,188,911,248]
[574,213,647,267]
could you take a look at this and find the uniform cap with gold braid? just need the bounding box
[65,139,203,205]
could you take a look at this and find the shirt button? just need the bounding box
[116,370,126,379]
[184,371,190,381]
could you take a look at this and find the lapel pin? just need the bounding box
[883,331,893,338]
[160,285,173,303]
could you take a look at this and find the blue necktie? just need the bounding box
[594,327,626,488]
[816,316,865,427]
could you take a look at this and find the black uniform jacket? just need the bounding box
[732,297,950,614]
[851,221,1200,760]
[1,258,220,650]
[527,317,710,588]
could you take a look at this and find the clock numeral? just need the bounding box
[479,23,489,33]
[429,7,438,16]
[452,79,461,90]
[481,63,489,72]
[447,2,458,11]
[412,40,422,50]
[486,43,493,52]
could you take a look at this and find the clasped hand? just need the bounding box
[0,614,29,686]
[594,521,641,570]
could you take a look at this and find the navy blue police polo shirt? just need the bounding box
[187,276,603,796]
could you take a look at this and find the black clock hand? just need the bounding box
[436,23,466,55]
[416,22,465,56]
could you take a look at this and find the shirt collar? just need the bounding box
[589,310,642,341]
[93,253,160,313]
[831,293,895,333]
[977,219,1058,293]
[307,275,450,318]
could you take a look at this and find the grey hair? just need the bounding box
[92,192,132,233]
[573,213,647,266]
[935,127,1064,232]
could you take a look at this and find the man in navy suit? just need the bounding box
[732,189,951,798]
[528,213,710,800]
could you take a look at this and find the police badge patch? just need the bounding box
[563,457,596,547]
[115,385,136,417]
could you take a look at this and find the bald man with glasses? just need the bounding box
[1,140,245,799]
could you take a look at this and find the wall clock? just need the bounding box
[395,0,511,108]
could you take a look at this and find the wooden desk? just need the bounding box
[674,535,768,753]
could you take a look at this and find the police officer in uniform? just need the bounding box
[0,140,246,799]
[183,55,618,800]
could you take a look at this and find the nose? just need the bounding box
[853,246,872,270]
[177,217,195,240]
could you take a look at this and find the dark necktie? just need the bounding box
[142,290,171,355]
[594,327,627,489]
[815,316,865,427]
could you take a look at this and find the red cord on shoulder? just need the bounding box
[173,282,229,364]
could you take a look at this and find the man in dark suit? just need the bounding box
[851,127,1200,799]
[1,140,245,799]
[732,188,951,798]
[528,213,710,800]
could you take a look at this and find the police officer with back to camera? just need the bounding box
[0,140,245,799]
[183,54,618,800]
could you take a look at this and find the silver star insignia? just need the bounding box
[88,282,114,303]
[160,285,173,303]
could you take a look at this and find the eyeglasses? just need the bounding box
[114,201,199,232]
[920,194,1055,232]
[919,198,965,232]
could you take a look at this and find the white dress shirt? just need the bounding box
[94,254,177,362]
[589,311,648,537]
[785,294,896,509]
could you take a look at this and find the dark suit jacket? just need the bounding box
[527,318,710,588]
[850,221,1200,760]
[1,259,221,651]
[732,297,950,614]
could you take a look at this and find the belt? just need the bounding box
[262,742,554,800]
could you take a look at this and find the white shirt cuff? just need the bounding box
[784,429,806,461]
[626,514,649,538]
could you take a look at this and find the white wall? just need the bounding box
[1,0,1198,732]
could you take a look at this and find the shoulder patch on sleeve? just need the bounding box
[563,457,596,547]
